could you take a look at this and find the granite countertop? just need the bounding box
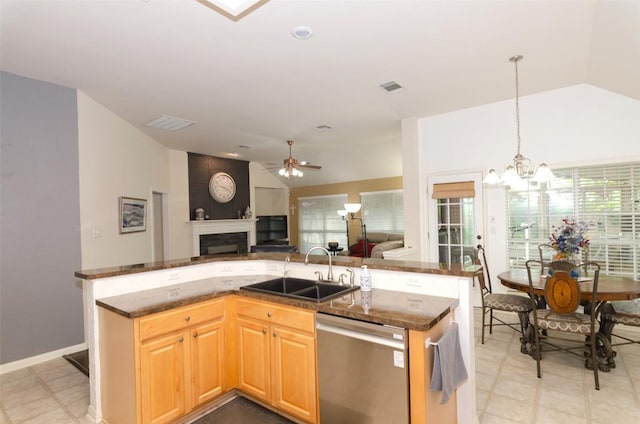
[76,252,479,280]
[96,274,459,331]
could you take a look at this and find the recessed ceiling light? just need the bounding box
[292,25,313,40]
[379,81,405,94]
[144,115,195,131]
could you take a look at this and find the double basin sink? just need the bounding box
[241,277,359,302]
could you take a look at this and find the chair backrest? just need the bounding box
[538,243,557,275]
[545,270,582,314]
[474,245,492,295]
[526,259,601,317]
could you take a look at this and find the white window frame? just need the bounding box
[360,189,404,233]
[507,161,639,279]
[298,194,348,254]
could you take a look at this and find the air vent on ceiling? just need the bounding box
[314,125,332,131]
[144,115,195,131]
[379,81,404,93]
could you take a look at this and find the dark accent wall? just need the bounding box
[188,153,250,220]
[0,72,83,364]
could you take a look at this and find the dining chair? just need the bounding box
[600,300,640,348]
[525,259,602,390]
[538,243,590,276]
[537,243,557,275]
[475,246,533,353]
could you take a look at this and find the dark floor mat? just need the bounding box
[62,349,89,377]
[191,397,293,424]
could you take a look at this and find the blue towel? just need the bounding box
[430,322,468,404]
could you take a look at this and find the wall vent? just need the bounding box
[379,81,404,93]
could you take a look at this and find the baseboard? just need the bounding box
[0,342,87,375]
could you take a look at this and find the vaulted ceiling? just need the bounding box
[2,0,639,186]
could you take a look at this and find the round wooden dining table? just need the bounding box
[497,270,640,302]
[497,270,640,370]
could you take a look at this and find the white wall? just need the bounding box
[77,92,173,269]
[412,84,640,285]
[249,162,289,213]
[168,149,192,259]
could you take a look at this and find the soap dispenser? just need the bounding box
[360,265,371,292]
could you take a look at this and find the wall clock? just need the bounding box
[209,172,236,203]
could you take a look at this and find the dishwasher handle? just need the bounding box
[316,322,406,350]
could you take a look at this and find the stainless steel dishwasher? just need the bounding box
[316,313,409,424]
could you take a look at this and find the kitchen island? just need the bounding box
[77,253,478,424]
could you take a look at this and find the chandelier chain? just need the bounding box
[513,56,521,156]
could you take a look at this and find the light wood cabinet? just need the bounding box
[139,331,186,424]
[236,298,318,424]
[99,298,227,424]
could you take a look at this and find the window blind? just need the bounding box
[298,194,348,254]
[432,181,475,199]
[360,190,404,233]
[507,162,639,278]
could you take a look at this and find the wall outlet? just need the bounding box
[168,272,180,281]
[167,288,180,299]
[223,264,233,272]
[406,278,421,287]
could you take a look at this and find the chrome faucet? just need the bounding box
[304,246,334,282]
[346,268,355,287]
[284,256,290,278]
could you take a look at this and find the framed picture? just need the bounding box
[119,196,147,233]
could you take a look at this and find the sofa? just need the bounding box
[340,232,404,258]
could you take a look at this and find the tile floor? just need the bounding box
[1,308,639,423]
[474,309,640,424]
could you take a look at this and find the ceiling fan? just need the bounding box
[278,140,322,178]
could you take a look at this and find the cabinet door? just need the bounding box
[191,320,225,407]
[237,317,270,401]
[272,325,317,423]
[140,332,186,424]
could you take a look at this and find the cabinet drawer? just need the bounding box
[138,299,225,341]
[236,298,314,333]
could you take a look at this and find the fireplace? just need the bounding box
[200,232,248,255]
[190,219,256,256]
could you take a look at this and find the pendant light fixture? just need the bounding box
[484,55,555,188]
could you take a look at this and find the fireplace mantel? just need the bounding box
[190,219,256,256]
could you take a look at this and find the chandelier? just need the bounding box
[484,55,554,188]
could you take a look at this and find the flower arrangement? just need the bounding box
[549,218,589,259]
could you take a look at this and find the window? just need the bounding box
[360,190,404,233]
[507,162,640,279]
[298,194,348,254]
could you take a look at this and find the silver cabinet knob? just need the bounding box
[178,336,184,343]
[185,316,191,322]
[262,328,267,334]
[267,312,272,318]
